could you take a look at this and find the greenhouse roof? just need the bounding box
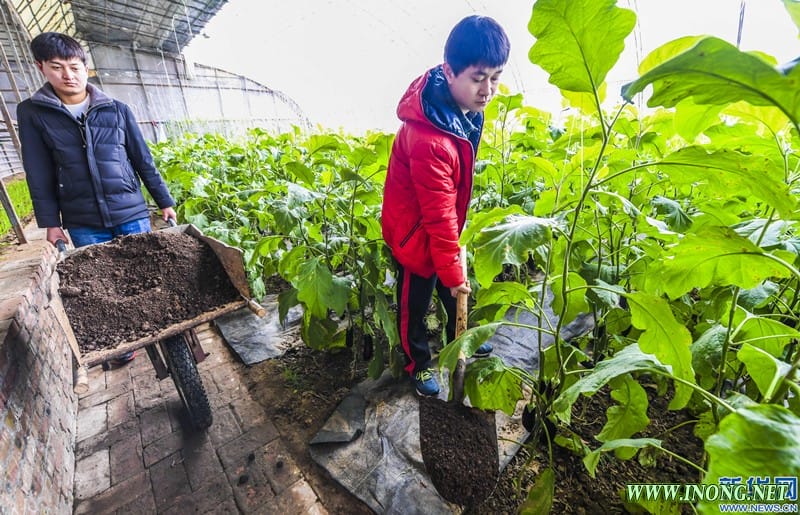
[12,0,227,53]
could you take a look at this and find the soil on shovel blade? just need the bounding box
[57,231,240,353]
[419,396,500,508]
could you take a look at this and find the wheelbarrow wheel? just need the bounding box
[160,334,213,430]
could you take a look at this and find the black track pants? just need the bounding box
[395,260,456,375]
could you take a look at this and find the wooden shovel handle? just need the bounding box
[455,245,469,339]
[456,291,468,338]
[452,247,468,403]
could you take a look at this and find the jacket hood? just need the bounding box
[31,82,113,110]
[396,65,483,152]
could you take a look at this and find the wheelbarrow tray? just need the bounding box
[58,223,250,368]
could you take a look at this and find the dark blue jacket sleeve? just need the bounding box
[17,101,62,228]
[121,102,175,209]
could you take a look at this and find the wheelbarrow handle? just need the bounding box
[55,239,68,261]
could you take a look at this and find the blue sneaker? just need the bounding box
[413,369,440,396]
[109,351,136,367]
[473,342,493,358]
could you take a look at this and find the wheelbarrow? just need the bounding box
[54,223,263,430]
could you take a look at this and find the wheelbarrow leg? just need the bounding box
[145,343,170,380]
[184,328,208,364]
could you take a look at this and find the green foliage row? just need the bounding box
[0,177,32,236]
[151,128,402,377]
[446,0,800,513]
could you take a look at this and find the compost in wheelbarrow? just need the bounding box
[56,224,254,428]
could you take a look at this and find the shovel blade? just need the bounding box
[419,396,499,508]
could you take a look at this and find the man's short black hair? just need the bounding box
[30,32,87,64]
[444,15,510,76]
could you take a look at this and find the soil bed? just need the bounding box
[57,231,240,353]
[244,337,704,514]
[230,276,704,513]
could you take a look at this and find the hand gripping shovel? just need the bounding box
[419,248,499,508]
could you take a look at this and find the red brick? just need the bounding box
[260,440,302,495]
[73,471,150,515]
[110,435,144,485]
[140,404,173,447]
[230,397,268,430]
[207,406,243,448]
[275,481,324,515]
[217,422,280,470]
[143,431,184,468]
[79,382,131,410]
[148,452,192,511]
[161,477,235,515]
[106,391,135,428]
[181,434,224,491]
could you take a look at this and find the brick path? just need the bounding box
[72,322,328,514]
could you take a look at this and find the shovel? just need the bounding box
[419,247,499,508]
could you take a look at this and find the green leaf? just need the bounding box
[673,98,724,142]
[691,324,727,390]
[292,258,350,319]
[737,281,780,310]
[300,311,346,351]
[597,375,651,449]
[622,36,800,128]
[784,0,800,36]
[277,287,299,326]
[734,312,799,357]
[528,0,636,94]
[552,272,590,325]
[464,357,524,415]
[724,101,792,134]
[583,438,662,479]
[562,83,607,115]
[703,405,800,512]
[473,214,556,287]
[737,343,792,401]
[475,282,536,312]
[654,147,797,219]
[519,468,554,515]
[438,323,502,381]
[284,161,315,186]
[693,410,717,442]
[650,195,691,232]
[626,292,695,409]
[650,226,791,300]
[553,344,671,424]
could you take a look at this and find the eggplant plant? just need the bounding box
[441,0,800,512]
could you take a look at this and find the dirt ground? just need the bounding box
[237,328,704,514]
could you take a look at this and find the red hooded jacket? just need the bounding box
[381,66,483,288]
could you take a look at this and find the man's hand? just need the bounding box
[161,206,177,223]
[450,281,471,298]
[46,227,69,247]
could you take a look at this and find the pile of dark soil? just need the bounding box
[419,397,499,508]
[57,231,240,353]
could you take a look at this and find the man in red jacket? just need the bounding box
[381,15,510,396]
